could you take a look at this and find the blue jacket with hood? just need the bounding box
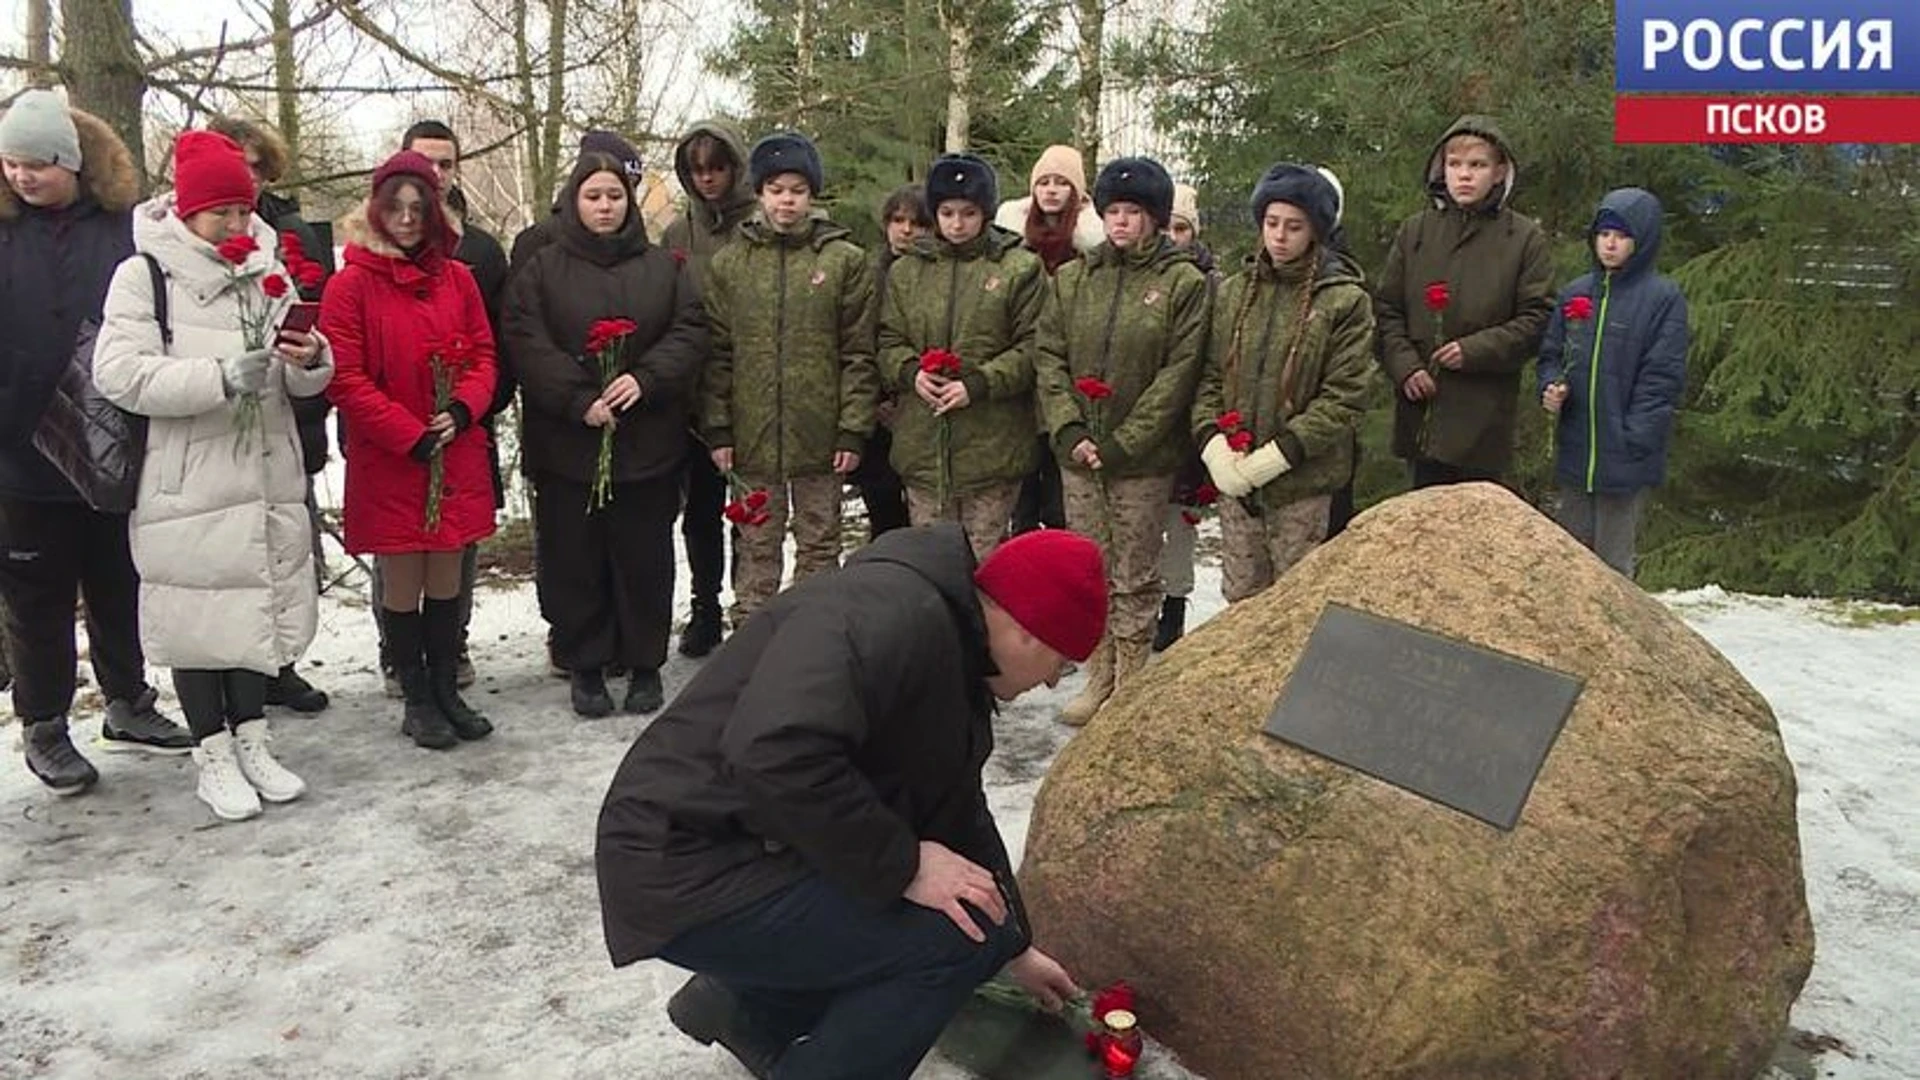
[1536,187,1689,494]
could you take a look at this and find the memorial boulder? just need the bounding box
[1020,484,1813,1080]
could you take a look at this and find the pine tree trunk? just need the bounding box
[58,0,146,188]
[270,0,301,178]
[1073,0,1103,163]
[25,0,55,87]
[942,4,972,152]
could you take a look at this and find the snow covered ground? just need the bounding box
[2,529,1914,1079]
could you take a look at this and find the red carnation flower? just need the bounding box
[1181,510,1202,526]
[295,263,324,290]
[744,489,770,511]
[1424,280,1451,313]
[1216,410,1243,432]
[919,348,963,377]
[261,274,289,299]
[1563,295,1595,321]
[1091,981,1135,1018]
[216,235,260,265]
[1074,375,1114,401]
[1227,430,1254,452]
[279,231,305,258]
[1192,482,1219,506]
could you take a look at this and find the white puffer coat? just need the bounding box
[93,196,333,674]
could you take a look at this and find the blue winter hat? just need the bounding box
[749,131,824,194]
[1248,163,1338,242]
[925,154,998,217]
[1594,207,1634,238]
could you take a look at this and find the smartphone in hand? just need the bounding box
[277,301,320,343]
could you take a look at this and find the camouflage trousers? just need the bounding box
[732,473,845,626]
[907,482,1019,562]
[1062,470,1175,644]
[1219,494,1332,604]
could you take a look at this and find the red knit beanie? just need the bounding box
[371,149,441,198]
[974,530,1108,662]
[173,131,257,219]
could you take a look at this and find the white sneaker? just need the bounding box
[193,731,262,822]
[231,720,306,803]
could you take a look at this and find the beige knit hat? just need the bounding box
[1029,144,1088,197]
[1170,183,1200,232]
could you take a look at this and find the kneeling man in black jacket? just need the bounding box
[596,523,1106,1078]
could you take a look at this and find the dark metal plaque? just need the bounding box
[1262,603,1582,830]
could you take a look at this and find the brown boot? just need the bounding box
[1059,638,1114,727]
[1112,635,1153,690]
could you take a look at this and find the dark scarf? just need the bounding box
[1024,191,1081,274]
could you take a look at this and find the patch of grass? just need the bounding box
[476,517,536,581]
[1813,600,1920,629]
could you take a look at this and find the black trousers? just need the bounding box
[0,497,148,721]
[1010,437,1065,535]
[849,426,910,542]
[681,432,728,603]
[172,668,268,741]
[1410,458,1502,490]
[536,472,678,673]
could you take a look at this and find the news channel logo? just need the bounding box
[1613,0,1920,141]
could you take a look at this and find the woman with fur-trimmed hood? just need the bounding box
[321,150,498,752]
[1,90,194,797]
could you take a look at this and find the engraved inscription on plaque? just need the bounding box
[1262,604,1583,830]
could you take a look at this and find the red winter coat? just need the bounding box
[321,220,498,555]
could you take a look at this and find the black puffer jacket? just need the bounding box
[595,523,1029,964]
[0,106,140,503]
[502,176,707,485]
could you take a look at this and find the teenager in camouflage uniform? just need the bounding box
[1193,165,1376,602]
[700,133,877,627]
[1036,157,1208,725]
[877,154,1045,560]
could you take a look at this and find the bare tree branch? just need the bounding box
[142,0,345,73]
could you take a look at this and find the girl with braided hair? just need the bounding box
[1190,164,1377,603]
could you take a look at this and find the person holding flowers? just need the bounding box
[1191,164,1376,604]
[1034,156,1208,725]
[699,132,878,630]
[322,150,497,750]
[1536,187,1688,577]
[878,153,1046,560]
[503,150,707,718]
[1372,115,1553,489]
[93,130,331,820]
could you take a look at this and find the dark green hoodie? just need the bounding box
[699,212,879,480]
[661,120,758,282]
[1372,114,1554,477]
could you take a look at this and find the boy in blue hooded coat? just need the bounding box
[1537,187,1689,576]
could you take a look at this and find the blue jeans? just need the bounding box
[659,874,1026,1080]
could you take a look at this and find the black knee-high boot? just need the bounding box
[389,608,455,749]
[424,597,491,740]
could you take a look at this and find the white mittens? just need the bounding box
[1201,433,1253,498]
[1237,440,1294,488]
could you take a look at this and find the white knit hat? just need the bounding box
[0,89,82,172]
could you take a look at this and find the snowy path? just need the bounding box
[2,557,1914,1079]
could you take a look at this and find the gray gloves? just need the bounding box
[220,348,273,398]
